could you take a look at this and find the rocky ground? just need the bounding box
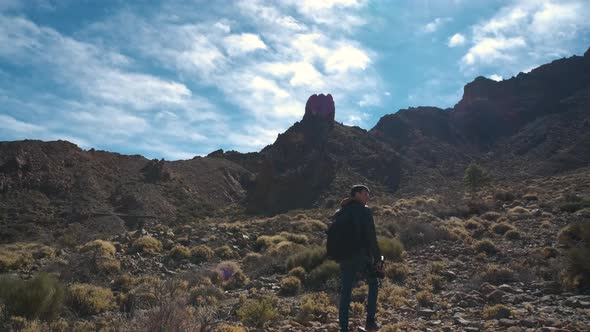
[1,167,589,332]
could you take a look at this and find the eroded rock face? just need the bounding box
[303,94,335,123]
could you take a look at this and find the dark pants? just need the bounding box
[339,255,378,332]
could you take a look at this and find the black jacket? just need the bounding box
[339,198,381,260]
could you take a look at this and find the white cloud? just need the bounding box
[297,0,362,12]
[462,36,527,65]
[249,76,290,99]
[0,114,44,134]
[263,61,324,88]
[88,70,192,110]
[324,45,370,73]
[0,0,383,157]
[448,33,466,47]
[423,17,452,33]
[489,74,502,81]
[461,0,590,71]
[223,33,267,56]
[358,93,380,107]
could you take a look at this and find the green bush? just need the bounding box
[286,246,326,271]
[0,272,64,320]
[66,283,116,316]
[132,236,163,254]
[559,195,590,213]
[190,245,214,263]
[464,162,490,192]
[306,260,339,289]
[236,295,278,328]
[279,276,302,296]
[377,237,404,262]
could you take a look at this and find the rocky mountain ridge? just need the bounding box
[1,47,589,239]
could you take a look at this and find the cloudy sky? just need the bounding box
[1,0,589,159]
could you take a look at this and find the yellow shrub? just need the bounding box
[168,244,191,260]
[66,283,117,316]
[298,292,336,322]
[190,245,214,263]
[132,236,162,254]
[236,295,278,328]
[279,276,301,296]
[80,240,116,257]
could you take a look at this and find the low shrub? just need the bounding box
[306,260,339,289]
[211,261,249,290]
[560,221,590,292]
[279,232,309,245]
[378,283,409,309]
[559,195,590,213]
[298,292,337,323]
[288,266,306,281]
[481,211,500,221]
[0,272,64,320]
[191,245,214,263]
[132,236,163,254]
[430,261,446,274]
[385,263,409,283]
[479,264,515,285]
[416,290,433,307]
[254,235,286,251]
[80,240,116,256]
[473,239,497,255]
[286,246,326,271]
[236,295,278,328]
[279,276,302,295]
[168,244,191,260]
[66,283,116,316]
[0,243,55,272]
[482,304,512,319]
[377,237,404,262]
[505,230,521,240]
[464,219,481,230]
[190,284,224,307]
[492,223,514,235]
[425,274,444,293]
[215,245,238,260]
[214,323,247,332]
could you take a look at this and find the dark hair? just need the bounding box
[350,184,370,197]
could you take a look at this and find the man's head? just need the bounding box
[350,184,370,205]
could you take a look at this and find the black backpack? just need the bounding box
[326,207,360,260]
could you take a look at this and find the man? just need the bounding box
[337,184,381,332]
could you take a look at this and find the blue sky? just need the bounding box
[1,0,589,160]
